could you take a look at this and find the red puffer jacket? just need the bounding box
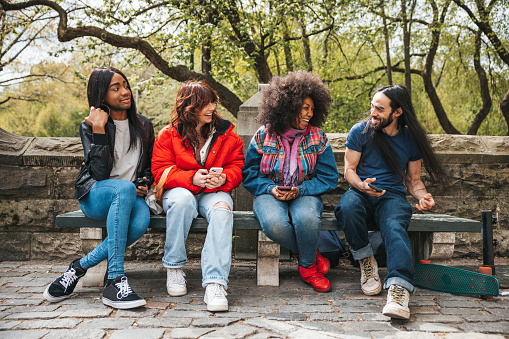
[152,118,245,194]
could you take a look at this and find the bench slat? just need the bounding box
[56,210,481,233]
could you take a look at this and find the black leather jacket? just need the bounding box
[74,114,155,199]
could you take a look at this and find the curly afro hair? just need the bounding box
[258,70,331,134]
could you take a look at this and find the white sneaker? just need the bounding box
[204,283,228,312]
[166,268,187,296]
[359,255,382,295]
[382,284,410,319]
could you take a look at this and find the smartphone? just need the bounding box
[134,178,150,187]
[368,183,383,192]
[209,167,223,176]
[277,186,293,191]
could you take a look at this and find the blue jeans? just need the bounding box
[79,179,150,279]
[162,187,233,289]
[253,194,323,268]
[335,188,415,293]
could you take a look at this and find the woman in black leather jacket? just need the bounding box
[43,67,154,310]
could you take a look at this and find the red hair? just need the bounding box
[171,81,220,148]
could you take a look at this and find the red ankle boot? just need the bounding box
[316,250,330,275]
[298,263,331,293]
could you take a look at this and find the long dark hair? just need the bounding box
[258,70,331,134]
[365,85,448,185]
[170,81,220,149]
[86,67,143,151]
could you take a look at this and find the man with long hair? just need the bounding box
[334,85,448,319]
[43,67,154,309]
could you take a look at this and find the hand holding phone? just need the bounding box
[276,186,292,191]
[134,178,150,187]
[368,183,383,192]
[209,167,223,177]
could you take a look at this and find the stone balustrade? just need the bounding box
[1,87,508,261]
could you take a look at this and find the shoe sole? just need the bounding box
[206,303,229,312]
[382,305,410,320]
[102,297,146,309]
[300,277,332,293]
[361,285,382,296]
[204,296,228,312]
[167,287,187,297]
[314,285,332,293]
[43,285,70,303]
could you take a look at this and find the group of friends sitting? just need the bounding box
[43,67,447,320]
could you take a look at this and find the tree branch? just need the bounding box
[0,0,243,116]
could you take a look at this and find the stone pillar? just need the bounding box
[234,85,265,260]
[430,232,456,259]
[79,228,107,287]
[257,231,280,286]
[234,84,290,262]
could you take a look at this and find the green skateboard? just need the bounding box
[414,264,499,296]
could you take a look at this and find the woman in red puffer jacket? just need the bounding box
[152,81,244,312]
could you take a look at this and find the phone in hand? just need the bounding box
[134,178,150,187]
[277,186,293,191]
[209,167,223,176]
[368,183,383,192]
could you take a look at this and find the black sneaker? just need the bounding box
[102,276,146,309]
[43,259,87,302]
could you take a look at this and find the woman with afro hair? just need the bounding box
[242,70,339,292]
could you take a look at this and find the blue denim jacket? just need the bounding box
[242,126,339,197]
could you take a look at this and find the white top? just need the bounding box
[109,119,140,181]
[196,129,215,167]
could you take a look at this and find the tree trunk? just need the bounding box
[202,41,211,75]
[283,21,294,73]
[421,0,460,134]
[402,0,412,97]
[501,89,509,136]
[381,2,392,85]
[295,15,312,72]
[467,30,492,135]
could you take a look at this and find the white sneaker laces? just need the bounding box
[168,268,186,284]
[115,276,133,299]
[208,284,227,299]
[60,268,78,290]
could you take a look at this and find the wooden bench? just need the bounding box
[56,210,482,287]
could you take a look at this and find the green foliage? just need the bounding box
[1,0,508,136]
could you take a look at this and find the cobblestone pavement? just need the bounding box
[0,260,508,339]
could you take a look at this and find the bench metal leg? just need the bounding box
[409,231,433,264]
[482,210,495,275]
[79,228,107,288]
[256,231,280,286]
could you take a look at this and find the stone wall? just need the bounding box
[1,126,508,262]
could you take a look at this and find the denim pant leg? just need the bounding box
[162,187,199,268]
[334,188,375,260]
[375,191,415,293]
[289,195,324,268]
[80,197,150,274]
[253,194,299,255]
[197,191,234,288]
[79,180,145,279]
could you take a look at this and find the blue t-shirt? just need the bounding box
[345,121,422,194]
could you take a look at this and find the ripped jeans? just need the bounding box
[162,187,233,288]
